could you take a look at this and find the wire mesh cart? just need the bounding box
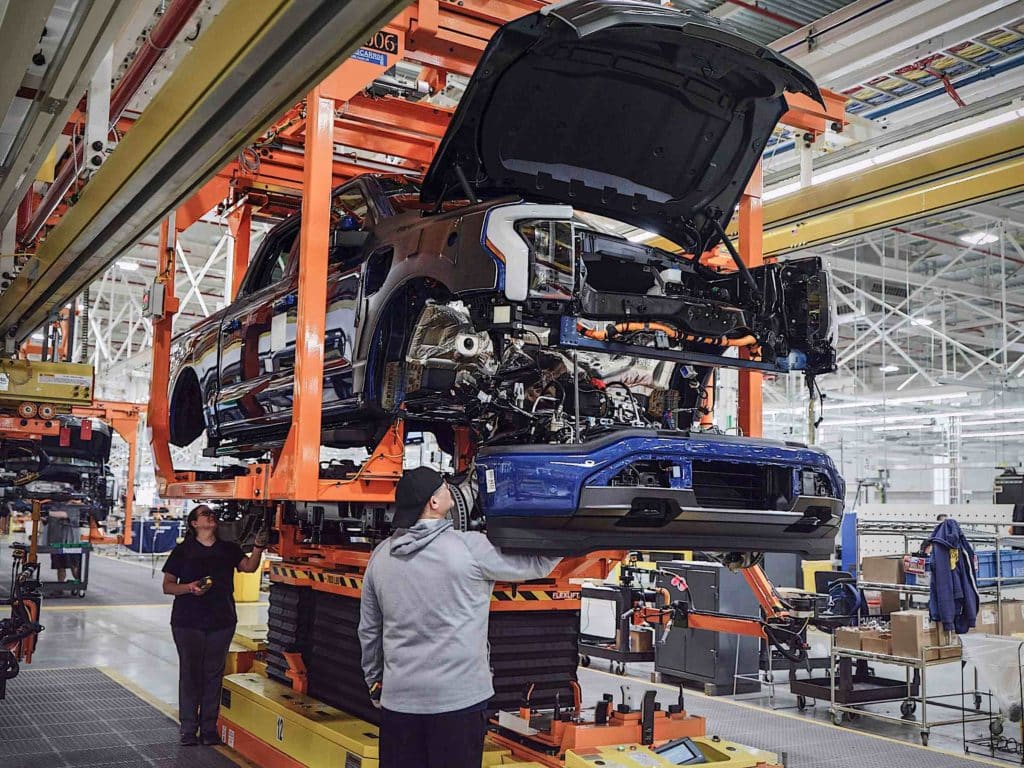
[35,542,92,598]
[857,521,1024,624]
[828,643,997,746]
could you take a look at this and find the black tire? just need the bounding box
[579,655,591,668]
[900,699,917,717]
[990,719,1004,736]
[830,710,844,726]
[796,695,807,711]
[920,732,929,747]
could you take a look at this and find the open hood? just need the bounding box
[420,0,822,253]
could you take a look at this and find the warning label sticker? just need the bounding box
[38,373,91,387]
[0,373,7,391]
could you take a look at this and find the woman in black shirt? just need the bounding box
[162,505,266,746]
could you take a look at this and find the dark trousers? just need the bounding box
[171,624,235,737]
[380,705,488,768]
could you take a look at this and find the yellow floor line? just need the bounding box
[99,666,179,719]
[42,602,171,611]
[588,667,1004,766]
[99,666,257,767]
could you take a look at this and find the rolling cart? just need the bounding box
[36,542,92,598]
[579,559,659,675]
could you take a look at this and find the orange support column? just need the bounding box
[148,217,181,488]
[227,204,252,301]
[737,162,764,438]
[114,415,138,547]
[269,85,334,500]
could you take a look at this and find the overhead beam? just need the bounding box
[968,202,1024,230]
[0,1,54,148]
[753,119,1024,256]
[772,0,1022,91]
[827,254,1024,310]
[0,0,409,342]
[0,0,140,240]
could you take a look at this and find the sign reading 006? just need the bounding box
[365,30,399,54]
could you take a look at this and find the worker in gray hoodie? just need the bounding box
[359,466,561,767]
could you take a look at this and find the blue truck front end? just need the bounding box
[477,430,843,557]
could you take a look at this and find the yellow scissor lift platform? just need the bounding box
[218,674,781,768]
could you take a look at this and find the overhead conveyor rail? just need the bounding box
[742,118,1024,256]
[0,0,409,344]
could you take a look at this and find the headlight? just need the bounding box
[515,219,575,301]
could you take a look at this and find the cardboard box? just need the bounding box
[860,631,893,656]
[834,627,862,650]
[879,590,902,615]
[629,628,654,652]
[891,610,941,660]
[860,555,904,585]
[1000,600,1024,635]
[973,605,999,634]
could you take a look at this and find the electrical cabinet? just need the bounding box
[655,560,759,695]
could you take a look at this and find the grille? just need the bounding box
[691,460,792,510]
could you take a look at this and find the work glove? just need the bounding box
[253,525,270,549]
[369,681,382,709]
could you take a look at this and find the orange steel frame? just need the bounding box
[123,4,845,765]
[70,400,141,546]
[0,401,139,546]
[146,0,846,503]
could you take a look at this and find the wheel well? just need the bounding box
[368,278,454,406]
[168,367,205,447]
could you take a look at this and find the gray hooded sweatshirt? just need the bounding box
[358,519,560,714]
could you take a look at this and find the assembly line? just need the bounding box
[2,1,1024,767]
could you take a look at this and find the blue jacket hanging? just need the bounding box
[927,518,980,634]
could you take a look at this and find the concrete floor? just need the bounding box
[2,537,1011,767]
[0,539,269,713]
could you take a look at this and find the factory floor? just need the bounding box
[0,542,1007,767]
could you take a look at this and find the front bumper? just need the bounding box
[477,429,843,557]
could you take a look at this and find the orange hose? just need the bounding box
[577,322,756,348]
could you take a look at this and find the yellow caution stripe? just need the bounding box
[491,589,580,602]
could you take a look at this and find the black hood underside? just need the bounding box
[421,0,822,253]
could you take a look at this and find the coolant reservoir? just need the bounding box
[648,268,682,295]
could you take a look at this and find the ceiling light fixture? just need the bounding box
[910,317,933,327]
[872,422,934,432]
[962,430,1024,440]
[765,389,974,416]
[879,364,899,373]
[958,231,998,246]
[116,259,139,271]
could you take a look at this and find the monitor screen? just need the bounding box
[655,738,707,765]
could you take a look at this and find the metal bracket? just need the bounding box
[558,316,782,373]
